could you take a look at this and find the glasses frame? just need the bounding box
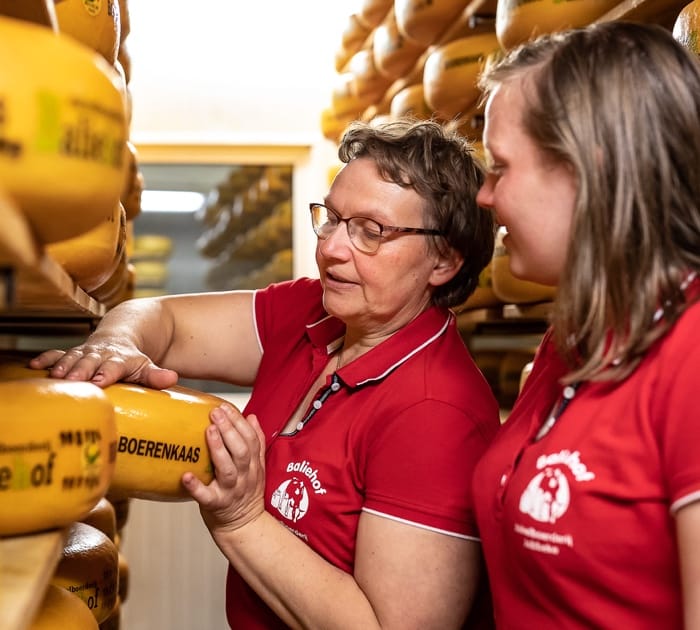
[309,203,444,254]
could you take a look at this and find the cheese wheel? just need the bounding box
[117,551,129,603]
[348,49,392,105]
[98,599,121,630]
[394,0,469,46]
[47,201,127,293]
[357,0,393,29]
[320,106,354,144]
[423,32,501,119]
[673,0,700,56]
[131,234,173,261]
[491,228,556,304]
[121,140,143,221]
[390,83,432,119]
[0,378,117,536]
[87,248,129,304]
[80,496,117,542]
[372,15,425,81]
[28,583,99,630]
[103,383,231,501]
[0,16,128,244]
[55,0,121,64]
[496,0,618,51]
[460,263,502,310]
[51,522,119,624]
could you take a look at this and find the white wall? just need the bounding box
[120,4,356,628]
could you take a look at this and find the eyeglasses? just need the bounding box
[309,203,444,254]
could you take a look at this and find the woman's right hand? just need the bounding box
[29,340,179,390]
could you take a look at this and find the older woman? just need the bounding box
[32,118,499,629]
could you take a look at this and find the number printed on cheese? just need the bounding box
[104,383,231,501]
[0,15,128,244]
[0,378,117,536]
[51,521,119,624]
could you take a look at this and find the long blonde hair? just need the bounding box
[479,22,700,382]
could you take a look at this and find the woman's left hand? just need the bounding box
[182,405,267,540]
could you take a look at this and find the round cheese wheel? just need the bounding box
[103,383,232,501]
[0,16,128,244]
[121,140,143,221]
[496,0,618,51]
[0,378,117,537]
[394,0,470,46]
[80,496,117,542]
[423,32,501,119]
[336,14,372,71]
[390,83,432,119]
[51,522,119,624]
[348,49,392,105]
[47,201,127,293]
[55,0,121,65]
[87,248,129,304]
[29,584,98,630]
[491,228,556,304]
[673,0,700,56]
[372,15,426,80]
[320,107,354,144]
[357,0,393,29]
[460,263,502,310]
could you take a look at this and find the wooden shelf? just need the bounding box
[0,529,68,630]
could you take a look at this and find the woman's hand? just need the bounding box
[29,341,179,389]
[183,405,267,541]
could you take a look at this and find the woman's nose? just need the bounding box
[318,221,353,257]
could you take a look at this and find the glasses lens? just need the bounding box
[311,204,334,237]
[348,217,383,253]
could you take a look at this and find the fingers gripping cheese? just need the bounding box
[0,16,128,244]
[103,383,231,501]
[51,521,119,624]
[0,378,117,536]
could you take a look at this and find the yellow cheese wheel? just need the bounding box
[55,0,121,65]
[98,598,121,630]
[496,0,618,51]
[121,140,143,221]
[117,551,129,603]
[80,496,117,542]
[348,49,392,105]
[131,233,173,261]
[28,583,99,630]
[87,248,128,304]
[460,263,502,310]
[51,521,119,624]
[47,201,127,294]
[331,72,371,119]
[673,0,700,56]
[491,228,556,304]
[394,0,469,46]
[372,15,426,81]
[357,0,393,29]
[0,378,117,536]
[390,83,432,119]
[320,107,354,144]
[423,32,501,119]
[0,16,128,244]
[103,383,231,501]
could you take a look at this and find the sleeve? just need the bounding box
[655,313,700,513]
[362,398,492,539]
[253,277,323,351]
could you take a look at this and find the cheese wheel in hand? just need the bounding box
[103,383,232,501]
[55,0,121,64]
[0,16,128,244]
[0,378,117,536]
[51,522,119,624]
[29,584,99,630]
[496,0,618,51]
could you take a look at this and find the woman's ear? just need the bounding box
[429,248,463,286]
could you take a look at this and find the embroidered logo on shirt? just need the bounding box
[518,450,595,524]
[270,460,328,523]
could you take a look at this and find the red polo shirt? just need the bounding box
[226,277,500,629]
